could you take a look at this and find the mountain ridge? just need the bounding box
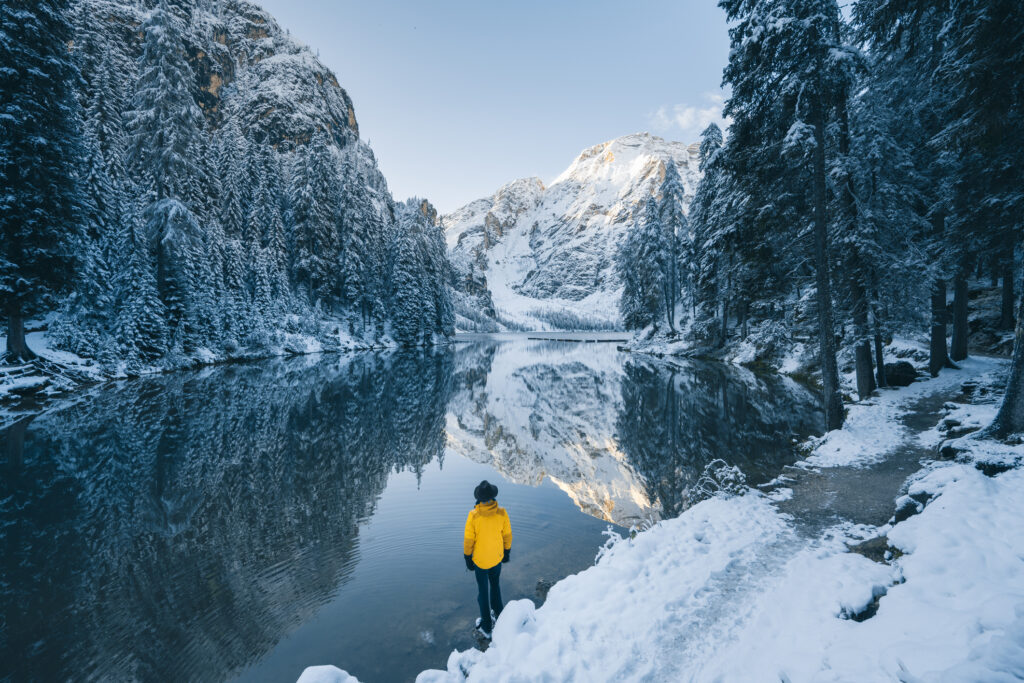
[443,132,702,331]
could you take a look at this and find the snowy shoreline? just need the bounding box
[301,353,1022,683]
[0,324,452,425]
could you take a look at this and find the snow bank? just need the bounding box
[803,355,1001,468]
[403,354,1021,682]
[703,464,1024,682]
[296,665,361,683]
[415,493,792,682]
[411,464,1024,683]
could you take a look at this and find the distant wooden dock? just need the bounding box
[453,332,629,344]
[526,335,628,343]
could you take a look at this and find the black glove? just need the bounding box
[464,554,475,571]
[502,548,511,563]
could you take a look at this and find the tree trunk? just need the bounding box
[811,108,844,431]
[719,300,727,348]
[873,330,887,388]
[871,297,887,388]
[989,269,1024,438]
[929,279,950,377]
[1001,261,1016,331]
[851,278,875,400]
[5,308,36,362]
[4,415,34,469]
[951,259,970,361]
[664,281,676,333]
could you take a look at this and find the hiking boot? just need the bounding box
[474,618,493,639]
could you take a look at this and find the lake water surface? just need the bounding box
[1,336,821,682]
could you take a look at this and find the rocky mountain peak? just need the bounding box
[444,133,702,331]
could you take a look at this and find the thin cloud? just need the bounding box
[650,93,730,142]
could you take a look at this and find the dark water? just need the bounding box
[1,338,821,682]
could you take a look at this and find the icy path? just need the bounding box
[303,356,1024,682]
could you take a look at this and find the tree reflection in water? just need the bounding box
[1,341,821,682]
[617,357,822,518]
[1,350,453,682]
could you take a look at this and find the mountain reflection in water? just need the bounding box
[448,341,822,525]
[1,338,821,682]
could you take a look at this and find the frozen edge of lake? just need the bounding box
[302,354,1024,682]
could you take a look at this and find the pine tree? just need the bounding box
[0,0,86,361]
[289,132,341,308]
[125,0,208,355]
[720,0,853,431]
[617,199,667,331]
[689,123,729,344]
[656,161,688,333]
[854,0,958,378]
[126,0,202,204]
[931,0,1024,436]
[116,218,167,364]
[52,122,118,358]
[390,232,425,346]
[218,119,250,238]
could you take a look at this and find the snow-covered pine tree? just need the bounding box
[617,199,667,331]
[418,201,456,340]
[389,199,454,344]
[0,0,86,361]
[191,130,222,221]
[854,0,958,378]
[390,230,426,346]
[689,123,729,345]
[51,121,118,359]
[115,217,167,365]
[656,161,688,333]
[218,119,250,239]
[125,0,209,354]
[721,0,853,431]
[126,0,203,204]
[289,131,341,309]
[337,151,367,315]
[73,15,133,185]
[930,0,1024,437]
[220,238,251,347]
[843,71,929,389]
[247,144,289,313]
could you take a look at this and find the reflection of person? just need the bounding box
[463,480,512,639]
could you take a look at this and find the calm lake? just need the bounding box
[1,336,821,682]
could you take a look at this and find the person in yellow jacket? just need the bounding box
[463,480,512,639]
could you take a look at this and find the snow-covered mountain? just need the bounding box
[444,133,702,331]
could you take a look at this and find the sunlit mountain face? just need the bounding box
[444,133,703,332]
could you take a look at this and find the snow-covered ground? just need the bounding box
[300,354,1023,682]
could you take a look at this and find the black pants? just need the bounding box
[474,563,503,630]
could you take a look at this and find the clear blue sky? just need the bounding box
[255,1,730,213]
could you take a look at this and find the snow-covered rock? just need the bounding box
[444,133,702,330]
[297,665,361,683]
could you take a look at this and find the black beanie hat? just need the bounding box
[474,480,498,503]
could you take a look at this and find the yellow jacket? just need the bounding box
[464,501,512,570]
